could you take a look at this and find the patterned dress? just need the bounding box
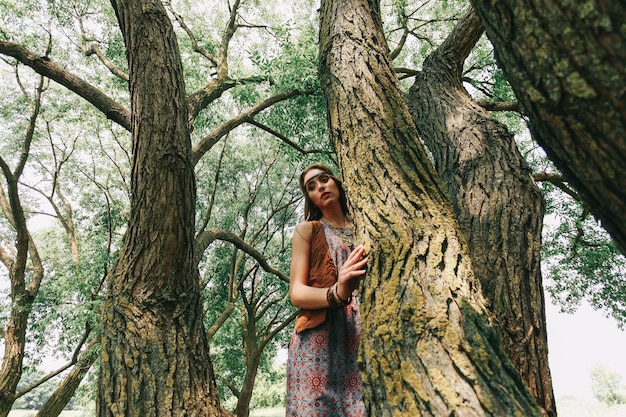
[285,222,365,417]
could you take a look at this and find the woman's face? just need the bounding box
[303,168,341,211]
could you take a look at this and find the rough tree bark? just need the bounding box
[469,0,626,255]
[319,0,542,415]
[405,8,555,416]
[97,1,224,415]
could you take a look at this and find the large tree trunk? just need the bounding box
[0,265,31,417]
[318,0,542,415]
[405,9,555,416]
[97,1,223,415]
[469,0,626,255]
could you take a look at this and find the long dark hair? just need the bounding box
[299,163,349,221]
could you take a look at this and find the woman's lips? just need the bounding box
[321,192,330,199]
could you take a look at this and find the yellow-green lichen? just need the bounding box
[400,360,428,403]
[577,1,597,19]
[428,367,460,409]
[470,330,492,369]
[565,71,596,99]
[525,86,547,103]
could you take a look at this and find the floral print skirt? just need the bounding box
[285,300,364,417]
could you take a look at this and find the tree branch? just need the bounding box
[389,26,410,61]
[191,89,304,165]
[475,100,520,112]
[76,10,129,81]
[424,7,484,75]
[172,0,248,122]
[165,0,218,67]
[395,67,420,80]
[220,375,241,399]
[246,120,329,155]
[14,326,94,400]
[85,44,129,81]
[533,171,580,201]
[0,40,131,131]
[195,228,289,283]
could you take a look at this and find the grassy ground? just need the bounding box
[9,408,286,417]
[556,397,626,417]
[9,412,84,417]
[9,410,285,417]
[10,400,626,417]
[250,408,285,417]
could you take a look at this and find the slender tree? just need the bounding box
[469,0,626,255]
[405,8,555,416]
[35,339,99,417]
[194,147,300,416]
[319,0,542,414]
[0,72,46,417]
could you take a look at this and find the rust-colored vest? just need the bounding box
[294,221,337,333]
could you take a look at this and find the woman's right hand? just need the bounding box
[336,245,368,301]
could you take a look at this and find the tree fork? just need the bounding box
[406,8,555,416]
[318,0,543,415]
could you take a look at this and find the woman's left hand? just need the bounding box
[336,245,368,301]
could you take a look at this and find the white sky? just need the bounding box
[545,294,626,401]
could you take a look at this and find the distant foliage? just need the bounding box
[11,367,79,411]
[590,365,626,406]
[542,191,626,329]
[250,362,287,410]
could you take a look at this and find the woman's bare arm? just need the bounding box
[289,222,368,308]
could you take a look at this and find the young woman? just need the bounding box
[285,163,368,417]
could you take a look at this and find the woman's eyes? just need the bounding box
[307,175,331,191]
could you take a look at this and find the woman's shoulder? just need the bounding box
[294,220,322,242]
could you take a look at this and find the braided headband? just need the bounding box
[304,171,331,188]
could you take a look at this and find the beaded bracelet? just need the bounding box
[326,284,339,308]
[327,283,351,308]
[333,283,351,307]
